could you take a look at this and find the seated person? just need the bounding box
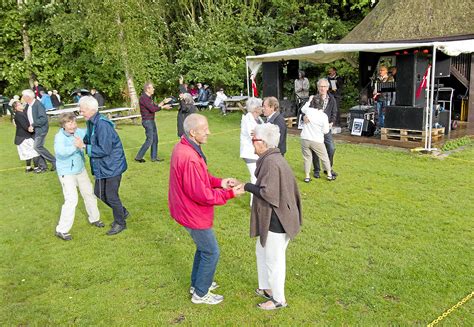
[40,90,54,110]
[214,88,228,115]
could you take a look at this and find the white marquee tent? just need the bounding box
[245,39,474,150]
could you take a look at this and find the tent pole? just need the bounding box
[246,60,250,97]
[428,45,437,151]
[424,68,431,150]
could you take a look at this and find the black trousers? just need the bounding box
[94,175,126,226]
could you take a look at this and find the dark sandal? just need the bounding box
[257,298,288,310]
[255,288,272,300]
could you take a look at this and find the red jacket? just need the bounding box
[168,136,234,229]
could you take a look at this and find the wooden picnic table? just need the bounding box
[224,96,248,113]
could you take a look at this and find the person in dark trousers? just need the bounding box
[22,89,56,173]
[90,88,105,107]
[310,78,338,178]
[135,82,172,163]
[80,96,128,236]
[262,97,287,156]
[326,67,343,126]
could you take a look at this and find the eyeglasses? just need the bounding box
[252,137,263,143]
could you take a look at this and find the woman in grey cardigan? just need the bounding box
[243,123,303,310]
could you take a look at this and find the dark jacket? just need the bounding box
[327,75,344,98]
[92,92,105,107]
[27,100,49,135]
[14,111,34,145]
[267,112,287,155]
[51,94,61,108]
[139,92,161,121]
[249,148,302,246]
[84,112,127,179]
[177,102,197,137]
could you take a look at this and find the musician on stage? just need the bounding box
[373,65,394,132]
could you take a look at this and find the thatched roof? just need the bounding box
[341,0,474,43]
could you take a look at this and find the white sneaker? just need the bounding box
[191,291,224,305]
[189,281,219,295]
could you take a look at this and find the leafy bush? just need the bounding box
[441,136,473,151]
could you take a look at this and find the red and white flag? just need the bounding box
[416,64,431,98]
[251,74,258,97]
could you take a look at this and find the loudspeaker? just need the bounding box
[395,54,429,107]
[385,106,425,130]
[287,60,299,80]
[279,99,297,118]
[435,53,451,78]
[263,62,283,99]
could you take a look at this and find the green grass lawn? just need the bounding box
[1,111,473,325]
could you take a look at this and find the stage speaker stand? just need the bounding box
[262,62,283,99]
[287,60,299,80]
[395,53,429,107]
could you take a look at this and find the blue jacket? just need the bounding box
[41,94,54,110]
[84,112,127,179]
[54,128,87,176]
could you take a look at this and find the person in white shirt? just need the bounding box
[240,97,264,204]
[300,95,335,182]
[214,88,228,115]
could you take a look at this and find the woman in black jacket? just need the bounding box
[12,101,40,172]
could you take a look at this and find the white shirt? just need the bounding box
[27,99,35,125]
[214,91,228,107]
[240,112,263,160]
[300,101,329,143]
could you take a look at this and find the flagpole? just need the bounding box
[246,59,250,97]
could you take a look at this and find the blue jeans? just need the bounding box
[135,120,158,160]
[185,227,220,297]
[376,99,390,128]
[312,131,336,173]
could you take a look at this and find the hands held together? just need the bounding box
[221,178,245,196]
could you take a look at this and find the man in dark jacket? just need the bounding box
[310,78,338,178]
[22,89,56,173]
[135,82,172,163]
[90,88,105,107]
[80,96,128,236]
[263,97,287,156]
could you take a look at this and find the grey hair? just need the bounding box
[79,96,99,112]
[182,93,194,105]
[143,81,153,92]
[317,78,329,87]
[59,112,77,128]
[21,89,35,99]
[246,97,262,113]
[183,113,207,136]
[254,123,280,149]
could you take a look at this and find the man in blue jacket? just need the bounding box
[79,96,129,236]
[54,113,104,241]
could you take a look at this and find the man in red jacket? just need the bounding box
[168,113,244,305]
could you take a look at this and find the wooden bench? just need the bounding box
[109,114,141,124]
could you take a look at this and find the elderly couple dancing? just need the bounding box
[168,112,302,310]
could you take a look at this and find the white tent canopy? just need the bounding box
[245,38,474,151]
[246,39,474,76]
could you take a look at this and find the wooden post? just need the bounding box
[469,53,474,123]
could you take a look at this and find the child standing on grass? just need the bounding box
[12,101,39,172]
[53,113,104,241]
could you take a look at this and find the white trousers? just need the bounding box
[246,161,257,206]
[56,169,100,233]
[256,232,290,303]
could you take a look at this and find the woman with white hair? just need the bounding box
[240,97,264,199]
[243,123,302,310]
[177,93,197,137]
